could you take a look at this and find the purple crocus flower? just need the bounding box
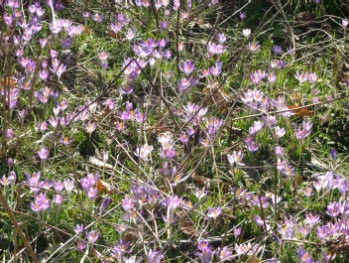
[111,240,130,258]
[99,196,111,215]
[167,195,182,210]
[38,147,49,160]
[179,60,195,76]
[74,224,84,234]
[31,192,50,212]
[218,246,232,261]
[122,197,135,212]
[147,249,164,263]
[86,230,99,243]
[206,207,222,219]
[196,241,214,263]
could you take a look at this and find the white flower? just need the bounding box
[227,151,244,166]
[242,28,251,37]
[134,144,153,161]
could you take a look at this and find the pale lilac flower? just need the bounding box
[206,207,222,219]
[297,247,314,263]
[295,120,312,140]
[86,230,99,243]
[92,13,103,22]
[273,145,283,156]
[114,223,127,234]
[342,18,349,28]
[281,164,295,177]
[4,128,14,139]
[31,192,50,212]
[173,0,180,10]
[98,51,108,61]
[123,256,142,263]
[316,225,328,239]
[122,197,135,212]
[209,61,222,76]
[249,120,264,134]
[76,240,85,250]
[295,71,308,83]
[38,147,49,160]
[217,33,226,44]
[85,121,96,134]
[179,60,195,76]
[196,241,214,263]
[218,246,232,261]
[307,73,317,83]
[111,240,130,258]
[235,242,261,256]
[207,42,224,56]
[1,172,16,186]
[74,224,84,234]
[53,194,64,205]
[147,249,164,263]
[327,202,340,217]
[268,72,276,83]
[179,133,189,144]
[64,178,75,193]
[305,212,320,227]
[233,226,241,238]
[87,187,98,200]
[271,45,282,54]
[250,70,266,84]
[167,195,182,210]
[134,144,153,161]
[125,28,136,40]
[227,151,244,166]
[297,225,312,237]
[247,41,260,52]
[246,140,259,152]
[274,126,286,138]
[55,64,67,78]
[277,158,286,171]
[159,21,168,30]
[302,186,313,197]
[194,188,207,200]
[178,77,198,91]
[3,14,13,26]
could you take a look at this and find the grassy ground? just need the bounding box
[1,0,349,262]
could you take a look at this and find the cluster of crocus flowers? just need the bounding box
[177,59,199,91]
[277,158,295,177]
[122,57,148,82]
[109,13,130,36]
[295,71,318,83]
[244,120,265,152]
[205,116,223,137]
[80,173,99,200]
[250,70,267,84]
[158,132,176,159]
[49,18,84,36]
[240,88,269,113]
[294,120,312,140]
[227,150,244,167]
[134,144,153,161]
[195,241,214,263]
[117,101,147,131]
[181,102,208,125]
[0,171,16,187]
